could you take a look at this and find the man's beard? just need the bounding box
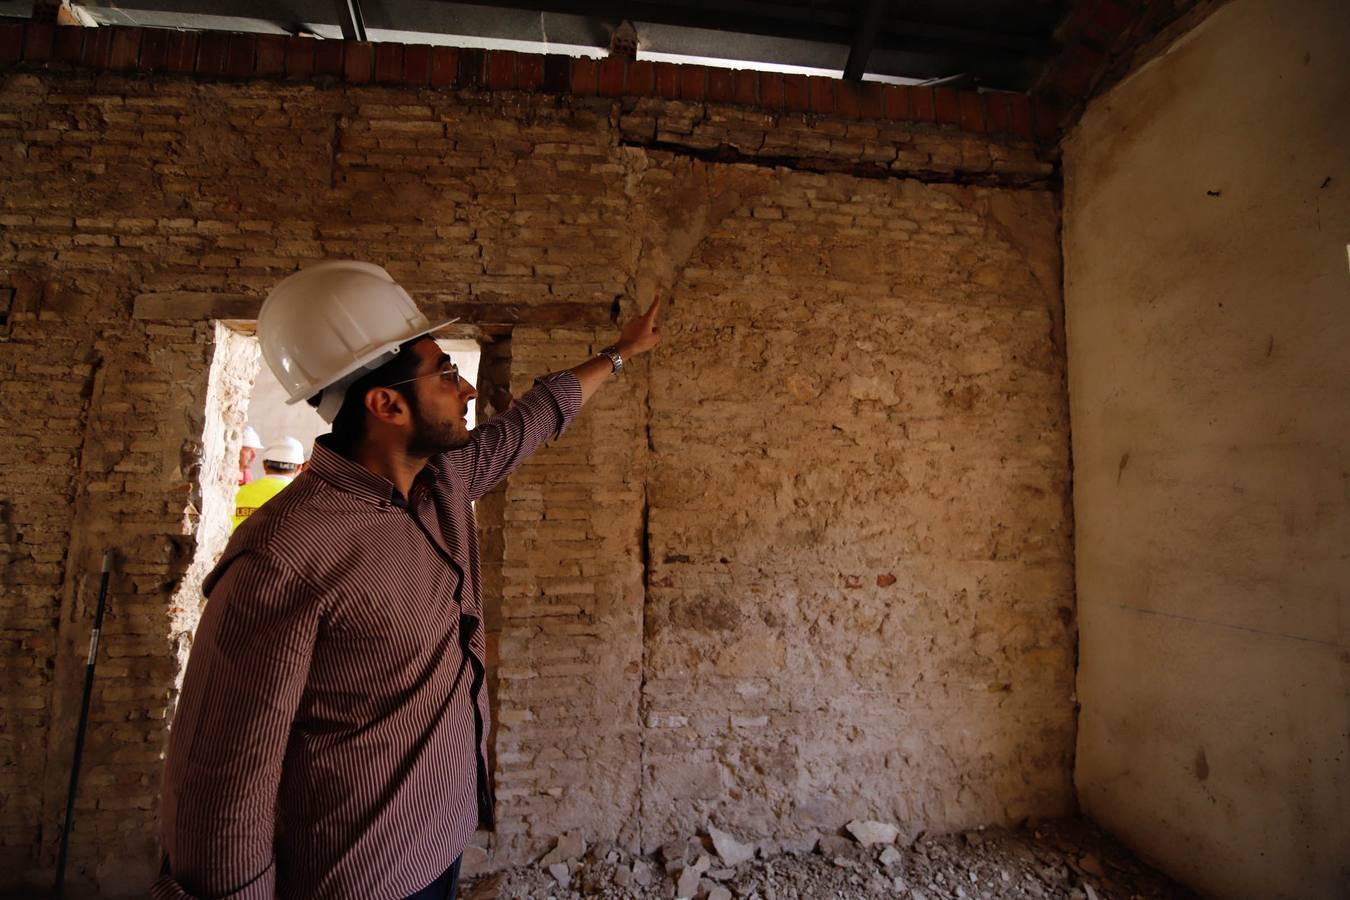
[406,402,471,455]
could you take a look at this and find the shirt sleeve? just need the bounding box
[445,370,583,501]
[155,551,320,899]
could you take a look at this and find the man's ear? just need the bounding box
[363,386,411,426]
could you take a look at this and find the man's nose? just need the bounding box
[459,378,478,401]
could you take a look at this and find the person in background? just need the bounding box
[231,436,305,532]
[239,425,264,485]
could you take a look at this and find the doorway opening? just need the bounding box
[168,324,482,682]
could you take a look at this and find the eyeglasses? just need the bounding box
[382,361,462,390]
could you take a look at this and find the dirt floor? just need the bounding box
[461,818,1198,900]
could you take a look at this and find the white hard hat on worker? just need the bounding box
[262,436,307,467]
[257,261,458,423]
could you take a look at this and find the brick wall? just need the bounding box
[1,26,1072,896]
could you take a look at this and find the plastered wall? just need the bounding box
[1062,0,1350,897]
[0,52,1072,895]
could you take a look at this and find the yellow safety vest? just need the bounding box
[231,475,293,532]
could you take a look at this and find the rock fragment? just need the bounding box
[846,819,900,845]
[540,831,585,866]
[817,834,853,858]
[709,825,757,867]
[675,864,701,899]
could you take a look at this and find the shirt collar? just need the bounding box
[308,434,440,508]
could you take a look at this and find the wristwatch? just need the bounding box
[599,345,624,374]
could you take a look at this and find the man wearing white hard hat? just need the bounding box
[231,436,307,532]
[157,261,661,900]
[238,425,264,485]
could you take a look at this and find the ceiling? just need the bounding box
[6,0,1073,91]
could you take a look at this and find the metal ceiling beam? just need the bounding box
[843,0,887,81]
[332,0,366,41]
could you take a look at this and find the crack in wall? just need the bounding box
[619,138,1060,191]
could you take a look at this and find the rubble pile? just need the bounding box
[462,818,1197,899]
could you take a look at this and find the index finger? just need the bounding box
[643,295,663,323]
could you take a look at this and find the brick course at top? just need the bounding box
[0,22,1061,143]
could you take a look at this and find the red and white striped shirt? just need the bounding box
[155,372,582,899]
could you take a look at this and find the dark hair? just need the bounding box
[310,340,424,452]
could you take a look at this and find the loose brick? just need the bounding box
[285,35,315,78]
[653,62,679,99]
[1033,96,1063,142]
[195,31,229,76]
[429,46,457,87]
[732,70,758,106]
[959,91,985,132]
[598,57,625,97]
[985,92,1012,134]
[374,42,404,84]
[783,74,809,113]
[1009,93,1033,139]
[707,68,734,104]
[138,28,169,72]
[0,23,19,64]
[625,60,654,96]
[484,50,516,90]
[22,23,55,62]
[457,47,483,88]
[343,42,372,84]
[403,44,431,86]
[80,26,113,69]
[912,86,935,121]
[570,57,598,95]
[517,53,545,91]
[808,76,835,115]
[679,65,706,101]
[935,87,961,125]
[53,24,85,63]
[313,39,344,77]
[759,73,784,110]
[542,55,569,92]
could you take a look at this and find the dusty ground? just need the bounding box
[461,818,1196,900]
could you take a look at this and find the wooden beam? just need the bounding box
[133,292,614,329]
[844,0,888,81]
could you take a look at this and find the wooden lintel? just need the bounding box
[134,292,614,330]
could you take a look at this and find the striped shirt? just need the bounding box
[155,372,582,900]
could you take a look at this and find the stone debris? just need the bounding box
[709,825,757,867]
[816,834,856,859]
[462,818,1199,899]
[541,831,587,867]
[847,819,902,846]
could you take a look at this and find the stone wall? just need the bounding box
[0,31,1072,896]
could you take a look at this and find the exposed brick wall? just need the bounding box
[0,32,1072,896]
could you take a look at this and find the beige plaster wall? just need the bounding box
[1062,1,1350,897]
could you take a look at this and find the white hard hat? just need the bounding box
[262,436,306,466]
[241,425,264,449]
[258,261,457,422]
